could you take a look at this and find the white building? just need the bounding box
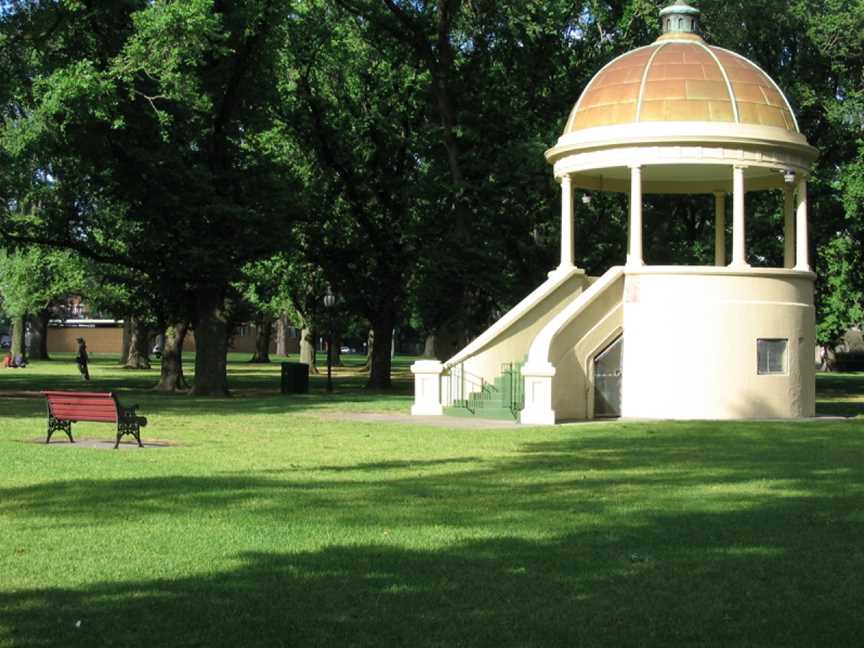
[411,1,818,423]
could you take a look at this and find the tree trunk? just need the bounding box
[423,334,437,358]
[120,317,132,365]
[332,336,343,367]
[299,326,318,373]
[367,309,395,389]
[434,324,465,361]
[124,316,151,369]
[10,314,26,360]
[362,328,374,370]
[250,314,273,363]
[156,322,189,392]
[28,310,51,360]
[275,313,292,356]
[190,285,230,396]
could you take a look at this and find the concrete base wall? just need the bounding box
[621,267,816,419]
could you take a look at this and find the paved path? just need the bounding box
[317,412,522,428]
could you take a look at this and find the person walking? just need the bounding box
[819,344,829,372]
[76,337,90,380]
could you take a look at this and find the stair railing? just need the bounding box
[443,363,494,414]
[501,362,525,419]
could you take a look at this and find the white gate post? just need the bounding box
[410,360,444,416]
[519,361,557,425]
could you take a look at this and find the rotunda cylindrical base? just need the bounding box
[620,267,816,420]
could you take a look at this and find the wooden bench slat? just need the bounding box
[43,391,114,399]
[50,403,118,413]
[51,405,117,414]
[49,400,117,408]
[50,411,118,422]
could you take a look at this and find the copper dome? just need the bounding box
[565,34,798,134]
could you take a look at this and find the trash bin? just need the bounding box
[281,362,310,394]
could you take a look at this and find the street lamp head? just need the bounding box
[324,286,336,309]
[581,193,592,205]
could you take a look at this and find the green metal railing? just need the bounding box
[444,361,524,420]
[501,362,525,418]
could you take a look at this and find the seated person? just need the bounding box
[2,354,11,368]
[12,354,26,368]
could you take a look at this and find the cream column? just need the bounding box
[783,185,795,269]
[795,178,809,271]
[559,174,574,270]
[730,165,749,267]
[627,165,643,266]
[714,192,726,266]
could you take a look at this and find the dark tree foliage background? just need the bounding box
[1,0,862,390]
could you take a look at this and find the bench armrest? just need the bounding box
[119,404,140,417]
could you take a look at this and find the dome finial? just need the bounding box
[660,1,701,35]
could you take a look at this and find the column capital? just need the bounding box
[733,163,749,170]
[628,163,643,171]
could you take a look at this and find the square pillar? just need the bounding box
[714,192,726,266]
[730,165,750,267]
[627,165,643,266]
[519,361,556,425]
[410,360,444,416]
[795,179,809,271]
[783,185,795,268]
[558,174,574,270]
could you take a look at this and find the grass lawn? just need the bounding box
[1,354,862,647]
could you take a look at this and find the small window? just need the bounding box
[757,339,787,375]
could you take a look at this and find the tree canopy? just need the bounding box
[2,0,862,388]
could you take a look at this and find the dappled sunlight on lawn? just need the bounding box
[0,363,863,646]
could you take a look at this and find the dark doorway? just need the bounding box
[593,336,623,417]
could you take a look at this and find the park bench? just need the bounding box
[42,391,147,449]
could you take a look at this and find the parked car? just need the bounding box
[0,334,10,350]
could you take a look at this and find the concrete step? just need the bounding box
[443,405,517,421]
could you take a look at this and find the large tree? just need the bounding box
[276,1,431,388]
[0,0,300,395]
[0,246,84,360]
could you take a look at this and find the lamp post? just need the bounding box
[324,287,336,393]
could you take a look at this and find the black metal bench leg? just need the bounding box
[134,426,143,448]
[47,417,73,444]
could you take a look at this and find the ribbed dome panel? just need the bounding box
[565,37,798,134]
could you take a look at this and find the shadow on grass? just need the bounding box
[815,372,864,418]
[2,426,864,646]
[317,457,485,472]
[0,354,413,420]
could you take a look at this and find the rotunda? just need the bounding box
[411,1,818,423]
